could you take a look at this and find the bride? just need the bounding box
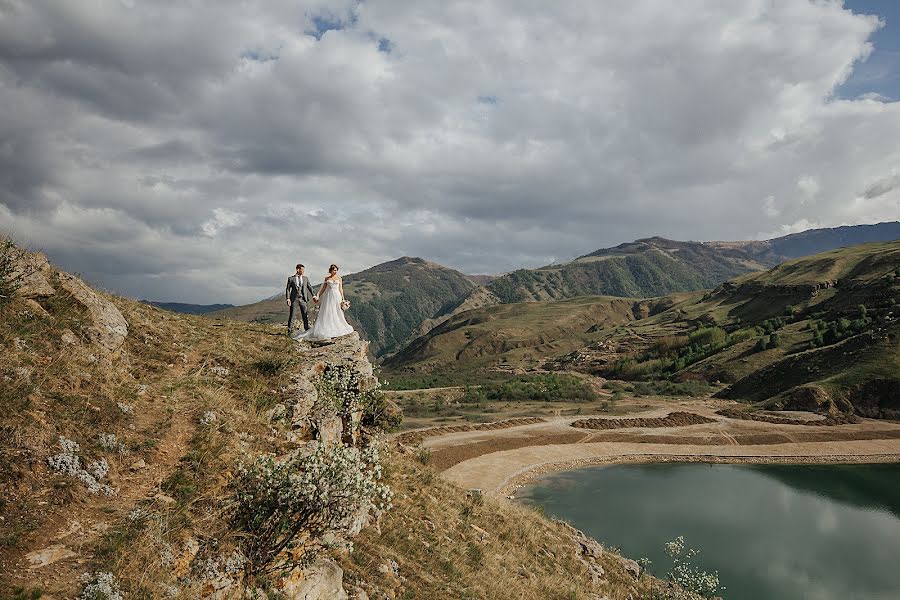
[295,263,354,342]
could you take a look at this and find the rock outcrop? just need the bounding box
[281,557,349,600]
[11,250,55,298]
[10,248,128,353]
[56,271,128,352]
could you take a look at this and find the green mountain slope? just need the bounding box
[488,237,771,304]
[210,257,477,357]
[387,241,900,418]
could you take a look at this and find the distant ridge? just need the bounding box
[142,301,235,315]
[210,221,899,358]
[765,221,900,258]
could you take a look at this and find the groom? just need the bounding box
[285,263,316,334]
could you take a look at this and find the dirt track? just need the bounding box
[406,398,900,495]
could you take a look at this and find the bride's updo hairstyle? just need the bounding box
[329,264,339,273]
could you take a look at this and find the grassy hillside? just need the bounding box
[210,257,478,357]
[387,241,900,418]
[1,247,665,599]
[384,295,642,378]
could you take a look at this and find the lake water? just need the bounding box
[515,463,900,600]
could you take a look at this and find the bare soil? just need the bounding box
[400,394,900,495]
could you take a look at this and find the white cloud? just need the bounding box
[0,0,897,303]
[763,196,781,218]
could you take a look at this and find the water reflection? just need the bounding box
[516,463,900,600]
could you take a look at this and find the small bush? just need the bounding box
[230,442,392,575]
[0,238,34,307]
[78,572,124,600]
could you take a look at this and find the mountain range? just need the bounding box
[385,240,900,418]
[209,221,899,359]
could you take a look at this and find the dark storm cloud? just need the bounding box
[863,174,900,199]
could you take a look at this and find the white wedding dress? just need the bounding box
[296,279,354,341]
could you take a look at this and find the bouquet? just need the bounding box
[340,299,351,311]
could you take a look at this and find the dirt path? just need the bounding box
[411,399,900,496]
[4,410,196,594]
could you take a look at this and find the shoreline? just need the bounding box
[498,452,900,497]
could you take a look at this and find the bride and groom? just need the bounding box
[285,263,354,342]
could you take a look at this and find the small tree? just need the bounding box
[767,333,781,349]
[753,338,768,353]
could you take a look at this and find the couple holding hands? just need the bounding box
[285,263,354,342]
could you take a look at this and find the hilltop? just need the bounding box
[0,244,659,599]
[385,241,900,418]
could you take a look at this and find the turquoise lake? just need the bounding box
[515,463,900,600]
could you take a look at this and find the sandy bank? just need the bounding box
[440,438,900,496]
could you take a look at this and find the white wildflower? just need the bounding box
[78,571,124,600]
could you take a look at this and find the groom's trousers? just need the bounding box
[288,299,310,331]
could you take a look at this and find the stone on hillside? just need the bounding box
[579,538,604,560]
[12,251,55,298]
[56,271,128,352]
[618,557,641,579]
[289,374,318,434]
[23,298,51,318]
[348,587,369,600]
[25,544,77,568]
[314,415,343,447]
[171,537,199,578]
[281,557,348,600]
[60,329,78,345]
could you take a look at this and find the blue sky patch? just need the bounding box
[838,0,900,101]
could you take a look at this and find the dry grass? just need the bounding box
[0,282,296,596]
[339,449,654,600]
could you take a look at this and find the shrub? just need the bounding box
[767,333,780,349]
[477,373,597,402]
[46,436,114,496]
[78,572,124,600]
[0,237,34,308]
[459,385,488,404]
[318,363,397,431]
[688,327,726,348]
[753,338,768,353]
[229,442,392,575]
[663,536,722,598]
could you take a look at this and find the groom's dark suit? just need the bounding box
[285,273,316,331]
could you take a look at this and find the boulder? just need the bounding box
[56,271,128,352]
[281,557,348,600]
[314,415,343,447]
[618,557,641,579]
[11,251,55,298]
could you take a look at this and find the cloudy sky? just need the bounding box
[1,0,899,304]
